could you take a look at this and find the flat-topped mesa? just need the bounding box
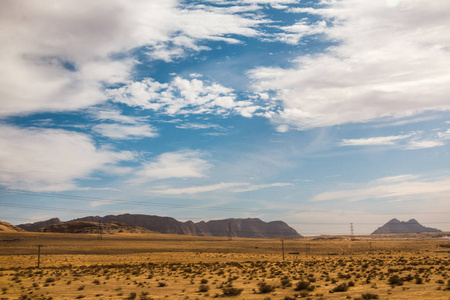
[372,218,442,234]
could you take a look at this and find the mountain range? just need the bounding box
[17,214,302,238]
[372,219,442,234]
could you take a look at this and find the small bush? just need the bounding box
[198,284,210,292]
[294,281,314,291]
[330,283,348,293]
[222,287,243,297]
[361,293,379,299]
[259,282,276,294]
[388,275,403,286]
[157,282,167,287]
[281,278,292,287]
[126,292,137,300]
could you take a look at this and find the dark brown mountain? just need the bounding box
[196,218,300,238]
[0,221,26,232]
[73,214,301,238]
[39,221,151,234]
[372,218,442,234]
[17,218,61,232]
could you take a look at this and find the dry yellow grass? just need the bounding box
[1,231,449,299]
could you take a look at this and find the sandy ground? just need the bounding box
[1,232,449,299]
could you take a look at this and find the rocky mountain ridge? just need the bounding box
[17,214,302,238]
[39,221,151,234]
[372,218,442,234]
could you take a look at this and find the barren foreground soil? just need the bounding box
[1,232,449,299]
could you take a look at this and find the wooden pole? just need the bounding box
[281,240,285,261]
[37,245,42,268]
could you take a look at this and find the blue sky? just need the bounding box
[1,0,449,235]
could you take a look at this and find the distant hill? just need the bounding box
[73,214,302,238]
[39,221,151,234]
[18,214,301,238]
[17,218,61,232]
[0,221,26,232]
[372,218,442,234]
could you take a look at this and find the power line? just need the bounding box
[2,188,450,216]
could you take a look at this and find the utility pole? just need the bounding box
[37,245,43,268]
[228,223,232,241]
[281,240,285,261]
[350,223,354,237]
[97,218,102,240]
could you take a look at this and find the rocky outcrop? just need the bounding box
[39,221,151,234]
[73,214,302,238]
[372,218,442,234]
[17,218,61,232]
[196,218,301,238]
[0,221,26,232]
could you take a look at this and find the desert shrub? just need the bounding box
[125,292,137,300]
[284,297,295,300]
[258,282,276,294]
[198,284,210,292]
[93,279,100,285]
[200,278,208,284]
[45,277,56,283]
[281,278,292,287]
[388,275,403,286]
[294,281,314,291]
[222,287,243,296]
[361,293,379,299]
[329,283,348,293]
[77,285,85,291]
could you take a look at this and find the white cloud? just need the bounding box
[275,20,327,44]
[404,139,445,150]
[92,108,146,124]
[310,174,450,202]
[374,174,420,184]
[176,123,220,130]
[149,181,292,194]
[339,130,448,149]
[250,0,450,129]
[0,0,265,117]
[0,125,133,191]
[233,182,292,192]
[340,134,412,146]
[132,150,211,183]
[109,76,265,117]
[92,123,158,139]
[150,182,246,195]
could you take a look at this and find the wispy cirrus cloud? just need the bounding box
[339,130,448,150]
[339,134,412,146]
[149,182,292,195]
[92,123,158,140]
[310,174,450,203]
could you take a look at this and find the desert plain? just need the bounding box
[1,231,449,299]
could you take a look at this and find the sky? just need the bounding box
[0,0,449,236]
